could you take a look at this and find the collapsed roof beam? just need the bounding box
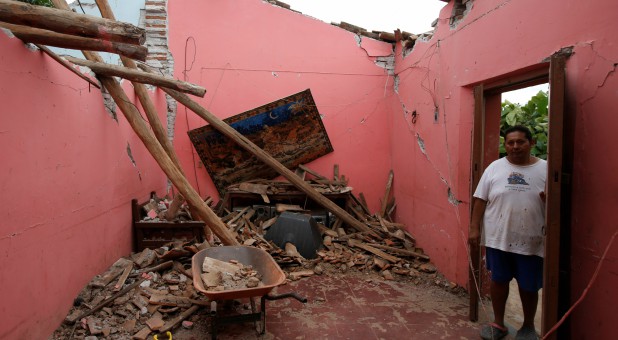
[139,63,380,237]
[65,56,206,97]
[0,22,148,61]
[0,0,145,45]
[47,0,239,246]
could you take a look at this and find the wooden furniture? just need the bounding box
[131,194,205,251]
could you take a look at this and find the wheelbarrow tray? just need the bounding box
[192,246,286,301]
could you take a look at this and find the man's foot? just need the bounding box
[515,325,539,340]
[480,322,509,340]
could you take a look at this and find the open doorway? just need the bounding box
[469,54,570,340]
[501,83,549,333]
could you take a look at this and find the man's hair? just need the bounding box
[504,125,533,141]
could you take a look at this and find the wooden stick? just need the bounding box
[93,0,216,242]
[368,243,430,260]
[97,74,238,245]
[0,22,148,61]
[46,0,239,246]
[113,262,133,291]
[380,170,394,217]
[135,73,376,235]
[33,44,100,88]
[159,305,200,333]
[64,279,144,324]
[165,193,185,221]
[136,260,173,275]
[65,56,206,97]
[348,239,401,263]
[0,0,145,45]
[298,164,328,180]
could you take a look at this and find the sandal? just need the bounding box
[480,322,509,340]
[515,325,539,340]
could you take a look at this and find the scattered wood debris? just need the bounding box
[53,166,463,339]
[52,241,205,339]
[219,166,433,283]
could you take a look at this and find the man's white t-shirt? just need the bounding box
[473,157,547,257]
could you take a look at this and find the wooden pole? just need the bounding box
[48,0,238,246]
[94,0,183,174]
[97,74,238,245]
[140,64,376,236]
[65,56,206,97]
[0,22,148,61]
[0,0,145,45]
[94,0,213,240]
[33,43,100,89]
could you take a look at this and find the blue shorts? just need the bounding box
[485,247,543,292]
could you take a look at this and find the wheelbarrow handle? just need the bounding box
[265,292,307,303]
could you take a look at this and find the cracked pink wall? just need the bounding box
[167,0,395,213]
[0,35,168,338]
[393,0,618,337]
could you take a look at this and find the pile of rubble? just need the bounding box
[52,242,210,340]
[53,167,462,339]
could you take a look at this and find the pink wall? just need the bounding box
[392,0,618,337]
[167,0,395,213]
[0,35,168,338]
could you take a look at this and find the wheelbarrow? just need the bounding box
[192,246,306,339]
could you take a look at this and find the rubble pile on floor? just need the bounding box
[54,168,462,339]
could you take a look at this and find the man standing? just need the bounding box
[469,125,547,340]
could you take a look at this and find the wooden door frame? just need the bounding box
[468,55,570,339]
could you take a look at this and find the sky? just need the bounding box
[63,0,546,104]
[502,84,549,105]
[282,0,445,34]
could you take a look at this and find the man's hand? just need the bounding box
[540,191,546,203]
[469,198,487,248]
[468,225,480,247]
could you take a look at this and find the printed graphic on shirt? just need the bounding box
[507,171,529,185]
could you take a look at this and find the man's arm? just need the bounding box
[469,197,487,247]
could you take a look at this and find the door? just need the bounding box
[468,54,569,339]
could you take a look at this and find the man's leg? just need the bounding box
[490,280,510,327]
[518,285,538,328]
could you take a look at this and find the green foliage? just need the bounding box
[18,0,53,7]
[499,90,549,159]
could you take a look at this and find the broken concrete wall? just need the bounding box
[0,34,168,338]
[392,0,618,337]
[167,0,395,213]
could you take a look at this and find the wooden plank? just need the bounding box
[159,305,200,333]
[380,170,394,217]
[298,164,328,180]
[113,262,134,291]
[468,84,484,322]
[0,0,145,45]
[65,57,206,97]
[165,193,185,221]
[348,239,400,263]
[542,54,566,340]
[0,22,147,61]
[368,243,430,260]
[358,193,370,214]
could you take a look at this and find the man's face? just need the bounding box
[504,131,535,164]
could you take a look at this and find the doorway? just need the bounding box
[468,54,570,340]
[501,83,549,332]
